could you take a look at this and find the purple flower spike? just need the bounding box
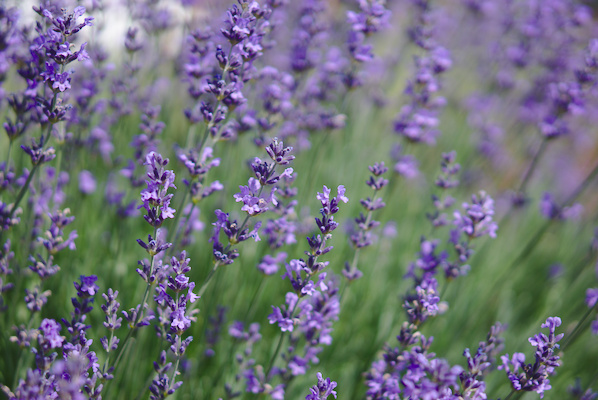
[75,275,99,297]
[139,151,177,228]
[306,372,337,400]
[499,317,563,398]
[453,191,497,239]
[39,318,64,349]
[234,177,278,215]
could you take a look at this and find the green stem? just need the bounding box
[106,244,157,393]
[8,163,39,221]
[502,389,516,400]
[266,330,287,378]
[5,141,13,167]
[561,301,598,351]
[12,309,41,388]
[502,159,598,280]
[51,148,63,209]
[245,278,266,321]
[516,137,548,196]
[198,261,221,299]
[169,354,181,393]
[166,183,192,253]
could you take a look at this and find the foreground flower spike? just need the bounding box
[306,372,337,400]
[499,317,564,398]
[150,251,198,398]
[459,322,506,399]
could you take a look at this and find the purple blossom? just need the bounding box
[39,318,64,349]
[78,170,97,194]
[306,372,337,400]
[139,151,176,228]
[539,192,583,220]
[453,191,497,239]
[257,252,287,275]
[499,317,563,398]
[269,292,298,332]
[586,288,598,308]
[234,177,278,215]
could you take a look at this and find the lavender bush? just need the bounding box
[1,0,598,398]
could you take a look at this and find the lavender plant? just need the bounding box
[0,0,597,399]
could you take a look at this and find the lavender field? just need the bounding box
[1,0,598,399]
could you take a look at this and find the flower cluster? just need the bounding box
[365,334,463,399]
[234,139,294,216]
[139,151,176,228]
[499,317,564,398]
[306,372,338,400]
[150,251,199,398]
[453,190,497,240]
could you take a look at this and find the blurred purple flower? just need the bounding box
[78,170,96,194]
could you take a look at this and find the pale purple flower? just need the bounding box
[453,191,497,239]
[257,252,287,275]
[78,170,97,194]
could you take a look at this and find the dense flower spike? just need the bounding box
[499,317,564,398]
[140,151,177,228]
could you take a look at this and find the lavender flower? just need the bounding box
[139,151,176,228]
[459,323,505,399]
[78,170,97,194]
[453,191,497,239]
[234,177,278,215]
[306,372,337,400]
[499,317,563,398]
[539,192,583,220]
[365,335,463,399]
[345,162,388,281]
[257,252,287,275]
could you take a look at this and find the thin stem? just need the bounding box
[5,141,13,167]
[265,297,302,378]
[12,308,42,388]
[51,148,63,210]
[8,163,39,221]
[502,159,598,280]
[245,277,266,321]
[166,183,192,253]
[101,328,116,376]
[561,301,597,351]
[502,389,516,400]
[198,261,221,299]
[266,330,287,378]
[170,355,181,392]
[516,137,548,196]
[107,237,158,392]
